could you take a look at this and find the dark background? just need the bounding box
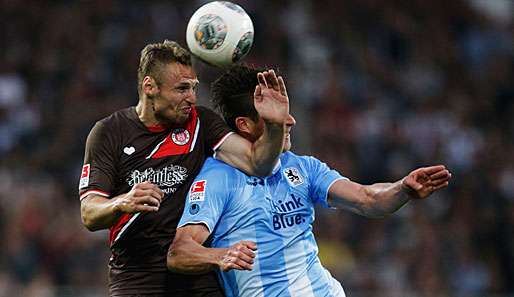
[0,0,512,296]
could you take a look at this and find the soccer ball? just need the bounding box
[186,1,254,67]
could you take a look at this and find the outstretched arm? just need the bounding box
[216,70,289,176]
[167,224,256,274]
[328,165,451,218]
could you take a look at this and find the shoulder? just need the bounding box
[199,157,240,179]
[195,106,223,121]
[195,105,215,116]
[196,157,242,192]
[96,107,135,129]
[280,151,316,166]
[280,151,326,176]
[87,107,134,146]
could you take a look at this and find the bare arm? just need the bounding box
[328,165,451,218]
[167,224,256,274]
[81,181,164,231]
[216,70,288,176]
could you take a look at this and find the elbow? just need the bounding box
[81,214,99,232]
[80,204,100,232]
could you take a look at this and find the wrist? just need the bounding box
[214,248,229,269]
[400,178,416,199]
[111,195,125,215]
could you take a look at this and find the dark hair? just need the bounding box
[211,64,265,130]
[137,40,192,94]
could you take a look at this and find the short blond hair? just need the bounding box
[137,40,192,93]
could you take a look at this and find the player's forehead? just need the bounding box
[161,62,198,86]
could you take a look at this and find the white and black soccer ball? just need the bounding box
[186,1,254,67]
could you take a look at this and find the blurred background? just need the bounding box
[0,0,512,296]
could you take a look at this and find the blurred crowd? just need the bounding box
[0,0,512,296]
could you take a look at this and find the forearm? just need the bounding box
[81,195,122,231]
[167,238,225,274]
[361,180,411,217]
[251,122,285,176]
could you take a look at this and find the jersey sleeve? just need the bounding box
[78,121,118,200]
[198,106,233,151]
[305,156,347,208]
[178,158,231,233]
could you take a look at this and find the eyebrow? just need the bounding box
[175,79,199,86]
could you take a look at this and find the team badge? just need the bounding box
[283,167,304,186]
[79,164,90,189]
[189,203,200,215]
[171,128,190,145]
[190,180,207,202]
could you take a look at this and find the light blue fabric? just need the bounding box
[179,151,347,297]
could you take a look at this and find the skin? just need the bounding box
[81,62,289,231]
[166,80,452,273]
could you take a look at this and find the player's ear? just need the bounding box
[142,76,159,97]
[235,117,255,140]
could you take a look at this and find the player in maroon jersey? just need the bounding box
[78,40,289,296]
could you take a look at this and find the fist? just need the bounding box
[115,181,165,213]
[219,240,257,272]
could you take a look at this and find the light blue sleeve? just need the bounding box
[304,156,347,208]
[178,158,232,233]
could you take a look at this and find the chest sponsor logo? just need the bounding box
[189,180,206,202]
[171,128,190,146]
[79,164,90,189]
[284,167,304,186]
[270,194,306,230]
[126,165,188,194]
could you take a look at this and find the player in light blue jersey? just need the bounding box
[167,65,452,297]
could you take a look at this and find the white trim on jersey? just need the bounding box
[189,118,200,153]
[113,213,140,243]
[145,136,168,159]
[177,220,213,234]
[213,131,235,151]
[325,177,349,208]
[79,189,110,201]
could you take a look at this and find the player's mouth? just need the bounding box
[181,106,193,114]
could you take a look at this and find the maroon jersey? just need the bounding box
[79,105,232,296]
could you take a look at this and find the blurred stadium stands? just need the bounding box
[0,0,512,296]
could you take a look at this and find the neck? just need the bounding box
[136,99,161,127]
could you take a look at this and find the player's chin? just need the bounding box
[282,140,292,152]
[162,111,190,125]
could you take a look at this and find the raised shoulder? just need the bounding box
[197,157,244,182]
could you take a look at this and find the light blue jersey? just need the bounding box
[178,151,347,297]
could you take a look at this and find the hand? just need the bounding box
[402,165,452,199]
[218,240,257,272]
[114,181,164,213]
[254,69,289,126]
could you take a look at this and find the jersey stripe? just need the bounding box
[189,118,200,153]
[145,137,167,159]
[111,213,140,244]
[79,189,110,200]
[213,131,234,151]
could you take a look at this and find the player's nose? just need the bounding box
[185,92,197,104]
[286,114,296,127]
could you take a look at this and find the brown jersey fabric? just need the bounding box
[79,105,232,296]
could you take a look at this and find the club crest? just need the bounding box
[283,167,303,186]
[171,128,190,145]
